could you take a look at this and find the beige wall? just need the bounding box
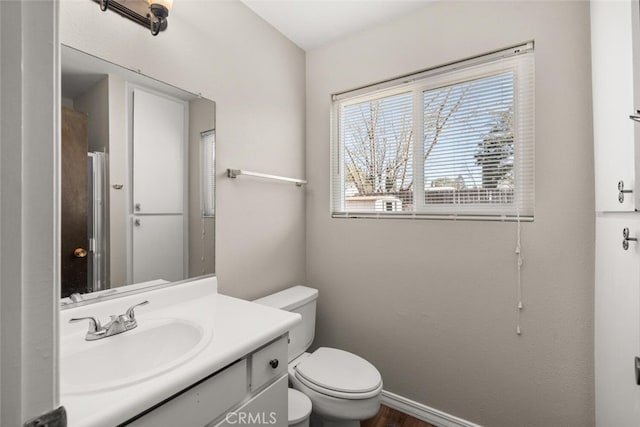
[74,76,109,154]
[60,0,306,298]
[306,1,594,426]
[107,73,127,287]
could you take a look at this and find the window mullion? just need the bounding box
[413,88,424,213]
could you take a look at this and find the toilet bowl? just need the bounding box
[288,388,312,427]
[288,350,381,425]
[253,286,382,427]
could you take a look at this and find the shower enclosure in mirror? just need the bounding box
[60,45,215,300]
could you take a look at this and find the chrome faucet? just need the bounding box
[70,300,149,341]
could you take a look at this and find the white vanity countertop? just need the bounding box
[60,277,301,427]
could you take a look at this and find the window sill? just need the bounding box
[331,212,534,222]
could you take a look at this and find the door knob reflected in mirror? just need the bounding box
[623,228,637,250]
[73,248,88,258]
[618,180,633,203]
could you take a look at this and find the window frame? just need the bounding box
[330,43,534,221]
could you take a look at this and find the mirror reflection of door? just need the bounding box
[61,45,216,300]
[61,107,89,297]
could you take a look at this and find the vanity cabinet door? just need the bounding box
[212,374,288,427]
[592,0,638,212]
[127,360,247,427]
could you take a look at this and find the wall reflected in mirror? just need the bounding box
[60,45,215,300]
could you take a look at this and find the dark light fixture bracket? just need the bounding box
[96,0,169,36]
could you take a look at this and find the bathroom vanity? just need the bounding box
[60,276,300,426]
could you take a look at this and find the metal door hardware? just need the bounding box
[636,357,640,386]
[73,248,88,258]
[134,219,141,226]
[135,203,141,211]
[630,109,640,122]
[618,181,633,203]
[623,227,637,250]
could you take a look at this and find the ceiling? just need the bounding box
[240,0,433,51]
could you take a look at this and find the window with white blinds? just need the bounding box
[200,129,215,217]
[331,43,535,220]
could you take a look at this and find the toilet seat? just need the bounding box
[294,347,382,400]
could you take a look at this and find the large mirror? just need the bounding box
[60,45,215,302]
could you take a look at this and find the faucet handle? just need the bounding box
[125,300,149,322]
[69,316,102,333]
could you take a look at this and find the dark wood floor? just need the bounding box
[361,405,436,427]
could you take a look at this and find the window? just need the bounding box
[200,129,215,217]
[331,43,534,220]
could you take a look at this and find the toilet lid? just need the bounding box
[295,347,382,395]
[288,388,312,424]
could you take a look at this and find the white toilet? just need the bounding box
[254,286,382,427]
[288,388,312,427]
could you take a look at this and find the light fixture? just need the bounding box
[97,0,172,36]
[148,0,172,36]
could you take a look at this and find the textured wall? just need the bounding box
[306,1,594,426]
[60,0,306,299]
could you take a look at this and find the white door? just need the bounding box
[595,214,640,426]
[131,88,186,284]
[132,215,184,283]
[132,88,185,214]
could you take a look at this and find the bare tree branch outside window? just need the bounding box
[341,71,515,212]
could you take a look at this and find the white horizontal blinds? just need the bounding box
[513,52,535,217]
[422,70,517,214]
[331,43,534,219]
[201,130,215,217]
[340,92,414,213]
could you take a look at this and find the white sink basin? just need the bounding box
[61,317,209,394]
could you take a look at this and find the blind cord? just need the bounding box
[515,208,523,335]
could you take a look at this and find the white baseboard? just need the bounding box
[381,390,483,427]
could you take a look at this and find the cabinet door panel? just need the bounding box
[133,88,185,214]
[213,375,288,427]
[595,215,640,426]
[592,0,636,212]
[132,215,184,283]
[128,360,247,427]
[632,0,640,209]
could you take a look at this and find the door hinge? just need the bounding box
[635,357,640,386]
[23,406,66,427]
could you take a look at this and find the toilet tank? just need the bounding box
[253,286,318,362]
